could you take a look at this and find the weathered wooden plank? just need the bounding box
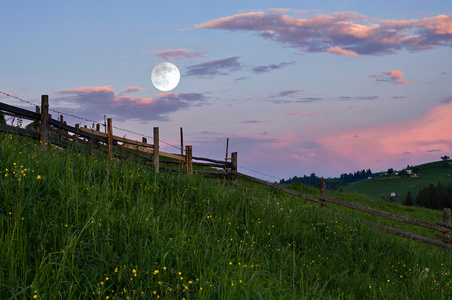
[78,127,108,138]
[192,155,233,166]
[0,101,41,121]
[0,111,38,122]
[47,118,108,143]
[368,222,452,249]
[159,151,185,161]
[236,172,323,204]
[0,124,39,139]
[122,143,154,154]
[435,234,452,244]
[192,161,226,168]
[320,194,449,233]
[160,160,183,164]
[437,221,452,229]
[114,135,154,148]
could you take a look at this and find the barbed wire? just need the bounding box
[1,91,284,175]
[0,91,38,107]
[0,90,182,151]
[239,165,282,181]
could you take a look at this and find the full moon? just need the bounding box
[151,62,180,92]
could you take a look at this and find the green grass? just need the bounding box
[342,161,452,202]
[1,132,452,299]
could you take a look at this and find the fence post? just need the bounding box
[186,145,192,174]
[180,127,184,171]
[59,115,64,141]
[35,106,40,134]
[107,118,113,160]
[75,123,79,140]
[444,208,451,238]
[320,178,327,207]
[231,152,237,182]
[153,127,159,171]
[225,138,229,172]
[39,95,49,147]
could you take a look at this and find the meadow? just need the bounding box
[1,132,452,299]
[342,161,452,202]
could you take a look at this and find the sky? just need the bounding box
[1,0,452,180]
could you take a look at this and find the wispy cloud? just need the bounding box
[268,89,303,98]
[251,61,294,74]
[326,46,359,57]
[242,120,273,124]
[186,57,242,77]
[118,87,146,96]
[153,49,207,60]
[266,89,321,103]
[195,10,452,56]
[338,96,379,101]
[366,70,414,85]
[286,111,319,117]
[50,86,208,122]
[270,97,322,104]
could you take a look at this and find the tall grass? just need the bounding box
[1,132,451,299]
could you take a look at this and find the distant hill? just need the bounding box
[342,160,452,203]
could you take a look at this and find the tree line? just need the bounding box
[403,182,452,210]
[280,169,373,190]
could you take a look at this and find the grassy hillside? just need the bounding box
[1,132,452,299]
[342,161,452,203]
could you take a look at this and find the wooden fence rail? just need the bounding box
[234,172,452,249]
[0,96,236,178]
[5,95,449,248]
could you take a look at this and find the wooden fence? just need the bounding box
[236,172,452,249]
[0,95,237,178]
[2,95,451,249]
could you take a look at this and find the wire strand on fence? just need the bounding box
[0,91,38,107]
[0,90,184,151]
[1,91,284,172]
[238,165,282,181]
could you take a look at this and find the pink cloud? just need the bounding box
[383,70,414,85]
[326,46,359,57]
[267,8,291,14]
[118,87,146,96]
[154,49,207,60]
[195,10,452,56]
[365,74,379,78]
[234,100,452,178]
[367,70,414,85]
[50,86,208,122]
[317,101,452,171]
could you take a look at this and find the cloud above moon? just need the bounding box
[194,10,452,56]
[154,49,208,60]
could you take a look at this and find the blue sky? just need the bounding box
[1,1,452,180]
